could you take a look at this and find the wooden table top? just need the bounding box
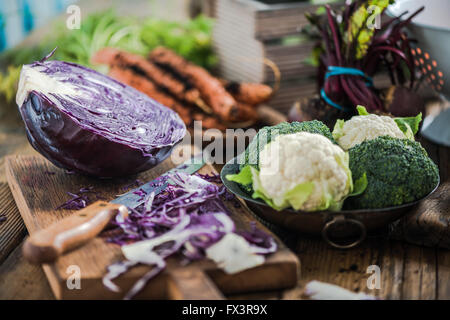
[0,106,449,300]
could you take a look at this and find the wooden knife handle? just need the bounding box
[23,201,128,264]
[167,269,224,300]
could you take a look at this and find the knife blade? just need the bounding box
[111,154,205,208]
[23,154,205,264]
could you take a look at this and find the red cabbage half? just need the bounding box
[16,59,186,177]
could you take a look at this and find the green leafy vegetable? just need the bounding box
[244,167,315,211]
[226,165,253,193]
[0,10,216,104]
[241,120,336,170]
[249,167,282,210]
[347,0,394,59]
[283,182,315,210]
[226,165,252,185]
[331,119,345,143]
[304,1,423,113]
[227,125,360,212]
[356,105,370,115]
[139,15,216,69]
[345,136,439,209]
[0,66,21,103]
[348,173,368,197]
[394,113,422,136]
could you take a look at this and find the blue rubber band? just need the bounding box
[320,88,347,111]
[321,66,373,112]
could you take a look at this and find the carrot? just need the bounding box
[91,47,118,65]
[192,113,227,131]
[149,47,240,122]
[93,48,202,107]
[109,66,226,130]
[108,66,191,125]
[231,102,258,122]
[224,81,273,105]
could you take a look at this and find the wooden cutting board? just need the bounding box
[5,154,299,300]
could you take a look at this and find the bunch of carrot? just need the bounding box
[92,47,273,130]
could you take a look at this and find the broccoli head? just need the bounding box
[241,120,336,170]
[344,136,439,209]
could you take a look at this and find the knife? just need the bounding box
[23,155,205,264]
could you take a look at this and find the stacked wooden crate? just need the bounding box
[211,0,324,114]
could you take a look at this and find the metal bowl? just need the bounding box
[220,157,440,249]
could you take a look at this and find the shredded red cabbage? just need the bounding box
[56,186,104,210]
[196,172,242,208]
[236,221,277,255]
[121,179,144,192]
[103,172,276,299]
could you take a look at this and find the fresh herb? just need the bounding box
[0,10,216,104]
[0,66,21,104]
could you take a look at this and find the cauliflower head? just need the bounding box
[333,114,406,151]
[245,132,353,211]
[242,120,336,171]
[332,105,422,151]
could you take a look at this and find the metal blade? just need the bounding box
[110,154,204,208]
[421,108,450,147]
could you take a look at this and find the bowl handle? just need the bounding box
[321,215,367,249]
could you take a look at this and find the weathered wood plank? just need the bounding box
[228,290,282,300]
[282,237,390,299]
[375,240,405,300]
[281,237,445,300]
[401,245,437,299]
[437,249,450,300]
[0,241,54,300]
[0,183,26,264]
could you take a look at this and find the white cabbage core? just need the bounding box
[16,65,80,107]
